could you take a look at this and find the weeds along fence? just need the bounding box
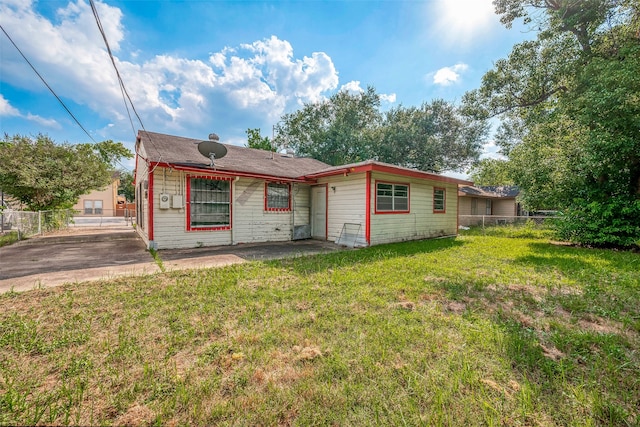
[0,209,73,240]
[459,215,558,229]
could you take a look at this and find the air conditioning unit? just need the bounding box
[159,193,170,209]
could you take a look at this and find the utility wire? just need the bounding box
[0,24,98,144]
[89,0,137,137]
[88,0,162,179]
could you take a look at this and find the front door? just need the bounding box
[311,185,327,240]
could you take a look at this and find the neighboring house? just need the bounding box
[134,131,472,250]
[72,172,121,216]
[458,185,521,226]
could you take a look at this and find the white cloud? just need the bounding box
[380,93,397,103]
[0,95,21,116]
[0,1,342,140]
[429,0,499,45]
[340,80,365,94]
[432,63,469,86]
[0,94,59,128]
[339,81,396,104]
[25,113,60,128]
[480,139,506,160]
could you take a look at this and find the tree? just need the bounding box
[274,87,487,170]
[468,158,514,186]
[245,128,275,151]
[463,0,640,247]
[0,134,133,211]
[118,170,135,202]
[274,86,382,166]
[379,100,487,173]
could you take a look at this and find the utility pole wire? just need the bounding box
[0,24,97,144]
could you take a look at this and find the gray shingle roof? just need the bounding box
[137,131,330,179]
[459,185,520,198]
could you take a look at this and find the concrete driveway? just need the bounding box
[0,224,344,293]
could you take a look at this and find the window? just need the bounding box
[188,177,231,230]
[433,188,446,213]
[83,200,103,215]
[485,199,492,215]
[471,198,478,215]
[376,182,409,213]
[265,182,291,211]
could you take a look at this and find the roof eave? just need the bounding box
[150,161,316,183]
[305,163,473,185]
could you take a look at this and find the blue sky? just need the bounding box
[0,0,533,172]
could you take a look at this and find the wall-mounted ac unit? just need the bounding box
[159,193,170,209]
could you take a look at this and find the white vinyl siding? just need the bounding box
[370,172,458,246]
[233,179,295,244]
[317,174,367,247]
[152,168,231,249]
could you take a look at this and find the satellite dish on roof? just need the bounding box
[197,133,227,167]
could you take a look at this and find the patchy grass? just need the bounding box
[0,231,20,248]
[0,234,638,426]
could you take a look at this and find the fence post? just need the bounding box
[38,211,42,235]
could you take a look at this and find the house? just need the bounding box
[134,131,472,250]
[72,172,121,216]
[458,185,521,226]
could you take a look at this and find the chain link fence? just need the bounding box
[459,215,558,228]
[1,209,73,240]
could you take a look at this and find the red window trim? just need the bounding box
[186,174,233,232]
[374,180,410,214]
[264,182,292,212]
[433,187,446,214]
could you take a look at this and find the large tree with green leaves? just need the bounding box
[0,134,133,211]
[245,128,276,152]
[275,87,487,170]
[379,100,488,173]
[274,86,382,166]
[118,170,135,202]
[464,0,640,247]
[467,158,514,186]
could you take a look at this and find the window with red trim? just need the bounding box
[376,182,409,213]
[189,177,230,229]
[433,187,446,213]
[265,182,291,211]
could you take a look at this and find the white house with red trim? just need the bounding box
[134,131,472,250]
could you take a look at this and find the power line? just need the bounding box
[89,0,137,137]
[0,24,98,144]
[88,0,162,178]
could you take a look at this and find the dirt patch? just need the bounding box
[395,301,416,311]
[540,344,565,361]
[294,345,323,361]
[446,301,466,314]
[577,317,623,335]
[115,403,155,426]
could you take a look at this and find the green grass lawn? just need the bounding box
[1,231,638,426]
[0,231,19,248]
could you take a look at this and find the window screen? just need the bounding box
[376,182,409,212]
[433,188,446,212]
